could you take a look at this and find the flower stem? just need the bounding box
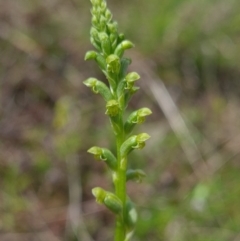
[114,117,126,241]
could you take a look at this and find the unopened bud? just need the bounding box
[84,50,97,60]
[99,32,111,56]
[114,40,134,57]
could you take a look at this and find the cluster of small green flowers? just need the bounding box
[84,0,152,240]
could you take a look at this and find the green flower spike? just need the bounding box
[85,0,152,240]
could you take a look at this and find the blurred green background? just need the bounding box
[1,0,240,240]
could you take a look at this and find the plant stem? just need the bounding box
[114,116,126,241]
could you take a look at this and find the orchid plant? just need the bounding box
[84,0,152,240]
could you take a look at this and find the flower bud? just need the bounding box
[105,100,120,117]
[114,40,134,57]
[90,27,100,42]
[116,81,126,109]
[134,133,150,149]
[87,146,117,170]
[129,86,139,93]
[110,33,118,49]
[121,40,134,49]
[90,8,97,17]
[87,146,102,159]
[91,15,98,27]
[119,57,131,80]
[125,199,137,232]
[104,193,123,214]
[92,187,106,203]
[106,54,120,74]
[105,9,112,21]
[124,86,140,107]
[92,187,123,215]
[126,169,146,182]
[83,78,112,101]
[90,0,101,6]
[84,50,97,61]
[124,108,152,134]
[99,15,107,30]
[95,53,107,70]
[125,72,140,90]
[120,133,150,156]
[118,33,125,41]
[107,23,117,34]
[100,0,107,11]
[99,32,111,56]
[90,37,101,51]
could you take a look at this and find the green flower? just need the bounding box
[106,100,120,117]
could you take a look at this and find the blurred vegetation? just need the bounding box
[0,0,240,240]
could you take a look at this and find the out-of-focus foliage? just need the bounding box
[0,0,240,241]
